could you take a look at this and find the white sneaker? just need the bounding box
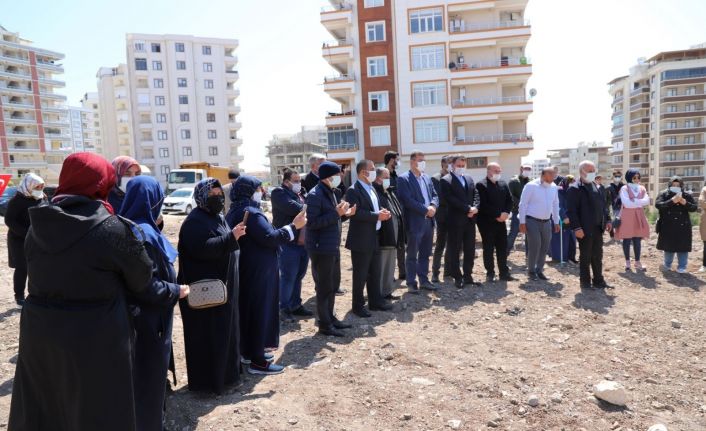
[699,266,706,273]
[677,268,688,274]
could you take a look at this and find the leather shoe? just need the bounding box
[335,288,346,296]
[332,319,352,329]
[527,272,539,281]
[370,302,393,311]
[318,327,346,337]
[499,274,517,282]
[454,278,464,289]
[464,279,481,286]
[537,272,549,281]
[291,306,314,317]
[420,281,438,291]
[407,285,420,294]
[486,274,497,283]
[352,307,372,318]
[593,280,611,289]
[431,274,441,283]
[384,293,400,300]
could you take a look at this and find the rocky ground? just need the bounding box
[0,214,705,430]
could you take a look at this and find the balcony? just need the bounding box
[449,20,531,44]
[225,70,240,81]
[35,60,64,73]
[452,95,532,116]
[629,132,649,140]
[6,130,39,138]
[629,87,649,98]
[455,133,533,145]
[7,144,41,152]
[327,127,358,152]
[41,104,67,113]
[660,109,706,120]
[3,116,37,125]
[661,125,706,135]
[660,157,704,167]
[0,85,33,95]
[0,54,29,65]
[326,110,357,127]
[322,38,354,63]
[612,94,625,104]
[629,117,649,126]
[228,104,241,114]
[629,102,649,112]
[39,91,67,101]
[321,3,353,36]
[661,91,706,103]
[450,57,532,80]
[38,75,65,87]
[224,54,238,65]
[324,74,355,101]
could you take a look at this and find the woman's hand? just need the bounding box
[232,222,247,240]
[179,285,190,299]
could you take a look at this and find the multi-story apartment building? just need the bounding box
[267,126,328,184]
[530,157,549,179]
[123,34,242,183]
[67,105,96,152]
[80,92,102,154]
[547,142,611,178]
[609,45,706,196]
[96,65,133,162]
[320,0,533,179]
[0,26,70,182]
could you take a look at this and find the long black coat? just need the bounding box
[177,207,241,394]
[9,196,153,431]
[4,193,42,269]
[655,190,698,252]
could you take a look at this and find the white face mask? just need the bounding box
[669,186,682,194]
[416,161,426,173]
[454,167,466,177]
[119,176,134,193]
[613,177,622,184]
[252,191,263,204]
[330,175,342,188]
[382,179,391,190]
[585,172,597,182]
[31,189,44,200]
[291,182,302,194]
[367,170,377,183]
[629,183,640,191]
[491,173,502,182]
[521,170,531,177]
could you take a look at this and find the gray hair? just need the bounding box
[578,160,595,174]
[376,166,389,177]
[308,153,326,166]
[486,162,501,172]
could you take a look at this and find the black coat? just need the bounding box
[431,173,449,224]
[373,182,405,248]
[476,178,513,227]
[302,171,319,194]
[655,190,698,252]
[177,207,241,394]
[4,194,42,269]
[344,181,381,253]
[108,186,125,213]
[9,197,153,431]
[305,183,346,254]
[566,182,610,235]
[271,185,304,241]
[441,173,479,227]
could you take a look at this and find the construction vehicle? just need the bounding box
[166,162,230,194]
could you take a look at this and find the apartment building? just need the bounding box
[267,126,328,184]
[123,34,242,183]
[95,65,133,161]
[530,157,549,179]
[67,105,96,152]
[547,142,611,178]
[609,45,706,196]
[0,25,69,183]
[320,0,533,179]
[80,92,102,154]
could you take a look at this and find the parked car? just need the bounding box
[0,186,18,217]
[162,187,196,215]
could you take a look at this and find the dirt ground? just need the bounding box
[0,214,705,430]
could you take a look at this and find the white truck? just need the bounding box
[166,162,231,194]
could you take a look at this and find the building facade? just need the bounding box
[0,26,70,183]
[530,157,549,179]
[320,0,534,179]
[267,126,328,184]
[95,65,134,162]
[547,142,611,178]
[80,92,102,154]
[67,105,96,153]
[609,45,706,196]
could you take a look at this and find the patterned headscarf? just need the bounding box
[18,173,45,197]
[111,156,141,184]
[194,178,222,210]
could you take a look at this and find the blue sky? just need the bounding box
[4,0,706,170]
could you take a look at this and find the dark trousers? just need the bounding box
[432,220,448,277]
[577,226,605,284]
[703,241,706,266]
[405,219,434,287]
[13,266,27,299]
[278,244,309,311]
[351,250,383,310]
[479,222,509,277]
[445,221,476,281]
[310,253,337,329]
[397,245,406,278]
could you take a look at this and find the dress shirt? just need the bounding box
[518,179,560,224]
[619,184,650,209]
[358,179,381,230]
[452,171,467,189]
[414,172,431,207]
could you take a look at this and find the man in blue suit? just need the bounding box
[396,151,439,293]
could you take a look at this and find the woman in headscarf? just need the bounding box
[108,155,141,212]
[119,176,189,431]
[656,176,698,273]
[4,173,46,305]
[614,169,650,272]
[225,176,306,375]
[177,178,246,394]
[9,152,153,431]
[550,175,577,264]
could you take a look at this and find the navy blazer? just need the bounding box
[271,185,304,242]
[344,181,380,253]
[396,170,439,233]
[440,173,479,227]
[305,183,346,254]
[566,182,610,235]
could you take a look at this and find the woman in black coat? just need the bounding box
[4,173,46,305]
[655,176,698,273]
[177,178,246,394]
[9,152,153,431]
[120,175,189,431]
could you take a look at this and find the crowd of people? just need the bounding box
[3,150,706,430]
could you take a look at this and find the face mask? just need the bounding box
[395,160,400,169]
[31,189,44,200]
[491,173,502,182]
[585,172,597,182]
[291,182,302,194]
[521,170,531,177]
[205,194,225,214]
[614,177,622,184]
[416,161,426,173]
[330,175,342,188]
[454,167,466,176]
[629,183,640,192]
[382,179,391,190]
[367,170,377,183]
[119,176,134,193]
[669,186,682,194]
[252,191,263,204]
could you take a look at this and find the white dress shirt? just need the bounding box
[518,179,560,224]
[358,180,381,230]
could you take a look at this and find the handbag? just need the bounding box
[187,279,227,309]
[612,209,622,230]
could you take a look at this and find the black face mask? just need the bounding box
[205,195,225,214]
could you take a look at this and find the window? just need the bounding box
[414,118,449,143]
[155,96,165,106]
[413,81,446,106]
[205,96,215,106]
[208,146,218,156]
[366,22,385,42]
[180,129,191,139]
[182,147,192,156]
[208,130,217,139]
[203,62,213,72]
[157,131,168,141]
[135,58,147,70]
[667,104,677,113]
[367,57,387,77]
[206,113,216,122]
[160,166,170,175]
[153,78,164,88]
[662,67,706,81]
[176,61,186,70]
[410,8,443,33]
[467,157,487,168]
[686,86,697,95]
[180,113,190,122]
[685,119,697,128]
[686,103,696,112]
[151,43,161,53]
[667,88,678,97]
[204,79,214,89]
[411,45,445,70]
[178,95,189,105]
[138,94,150,106]
[370,126,391,147]
[369,91,389,112]
[152,60,162,71]
[667,120,677,129]
[177,78,187,87]
[685,135,696,144]
[175,43,185,52]
[364,0,384,6]
[159,147,169,157]
[202,45,212,55]
[134,42,145,52]
[666,136,677,145]
[156,113,167,123]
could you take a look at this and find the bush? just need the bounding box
[645,207,702,226]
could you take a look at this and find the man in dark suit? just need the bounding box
[373,167,405,300]
[302,153,326,193]
[441,155,481,288]
[566,160,612,290]
[476,162,516,282]
[396,151,439,293]
[431,155,450,283]
[345,160,393,317]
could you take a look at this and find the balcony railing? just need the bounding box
[327,110,356,117]
[449,19,530,33]
[450,57,530,70]
[324,73,355,83]
[327,128,358,151]
[452,95,527,107]
[321,3,352,13]
[455,133,533,144]
[323,38,352,48]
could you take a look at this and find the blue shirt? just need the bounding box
[414,172,431,207]
[358,179,381,230]
[452,172,466,188]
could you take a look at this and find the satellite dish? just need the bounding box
[529,88,537,98]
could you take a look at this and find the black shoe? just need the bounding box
[431,275,441,283]
[15,298,25,307]
[528,272,539,281]
[420,281,438,291]
[464,279,482,286]
[593,280,611,289]
[486,274,497,283]
[335,288,346,296]
[407,285,420,294]
[384,293,400,300]
[398,274,406,281]
[580,282,593,290]
[352,307,372,318]
[499,274,517,282]
[318,327,346,337]
[537,272,549,281]
[370,302,393,311]
[332,319,352,329]
[291,306,314,317]
[568,258,579,264]
[280,310,295,322]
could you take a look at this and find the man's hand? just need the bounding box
[426,206,436,218]
[554,224,561,233]
[336,201,349,217]
[293,211,307,229]
[345,204,357,217]
[680,197,687,205]
[519,223,527,234]
[575,228,585,239]
[467,207,478,218]
[378,208,392,221]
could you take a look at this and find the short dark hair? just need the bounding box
[356,159,372,174]
[384,151,399,165]
[410,150,425,161]
[282,167,298,182]
[448,154,465,165]
[613,170,622,176]
[228,169,240,180]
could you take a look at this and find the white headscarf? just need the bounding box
[18,173,45,197]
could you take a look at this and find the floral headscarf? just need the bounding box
[194,178,222,209]
[18,173,45,197]
[111,156,141,184]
